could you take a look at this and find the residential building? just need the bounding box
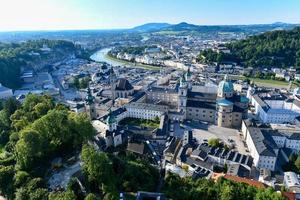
[248,87,300,124]
[284,172,300,193]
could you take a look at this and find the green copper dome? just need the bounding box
[85,87,94,105]
[218,74,234,94]
[106,109,117,125]
[180,73,187,87]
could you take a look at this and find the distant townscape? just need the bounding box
[2,21,300,200]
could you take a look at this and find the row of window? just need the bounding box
[188,113,213,118]
[188,108,214,113]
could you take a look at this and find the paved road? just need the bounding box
[53,76,79,101]
[48,161,81,190]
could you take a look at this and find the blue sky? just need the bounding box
[0,0,299,31]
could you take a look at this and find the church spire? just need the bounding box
[85,87,94,105]
[106,108,117,131]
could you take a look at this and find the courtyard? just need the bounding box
[171,120,249,155]
[119,117,160,129]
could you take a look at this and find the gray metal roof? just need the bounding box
[248,127,278,157]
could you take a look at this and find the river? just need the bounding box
[90,48,119,66]
[90,48,160,70]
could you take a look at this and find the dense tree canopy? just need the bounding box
[81,146,159,199]
[198,27,300,69]
[0,94,96,199]
[163,173,286,200]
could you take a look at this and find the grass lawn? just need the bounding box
[232,75,300,89]
[105,54,161,71]
[119,117,160,129]
[249,78,289,86]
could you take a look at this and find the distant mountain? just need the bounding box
[162,22,200,31]
[161,22,243,33]
[132,23,171,32]
[130,22,300,34]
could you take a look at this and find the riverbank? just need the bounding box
[104,53,161,70]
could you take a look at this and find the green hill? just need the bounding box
[198,27,300,68]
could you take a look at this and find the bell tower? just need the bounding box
[185,66,192,90]
[178,73,188,118]
[85,87,97,120]
[110,67,117,101]
[106,109,117,132]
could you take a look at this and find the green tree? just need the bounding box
[79,77,90,89]
[13,171,30,188]
[28,188,49,200]
[295,156,300,171]
[15,178,47,200]
[3,97,21,116]
[0,130,10,146]
[31,110,71,151]
[255,188,285,200]
[0,110,10,130]
[73,77,80,89]
[208,138,220,147]
[103,192,119,200]
[219,183,235,200]
[48,190,77,200]
[81,146,116,192]
[84,193,99,200]
[289,153,297,162]
[0,165,14,198]
[15,129,47,170]
[15,187,29,200]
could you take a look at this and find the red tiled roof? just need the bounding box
[282,192,296,200]
[223,174,267,189]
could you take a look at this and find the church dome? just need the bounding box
[106,110,117,125]
[218,75,234,95]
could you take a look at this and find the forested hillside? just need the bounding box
[198,27,300,68]
[0,39,76,89]
[0,94,96,199]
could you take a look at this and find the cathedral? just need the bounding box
[91,67,249,129]
[146,70,249,128]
